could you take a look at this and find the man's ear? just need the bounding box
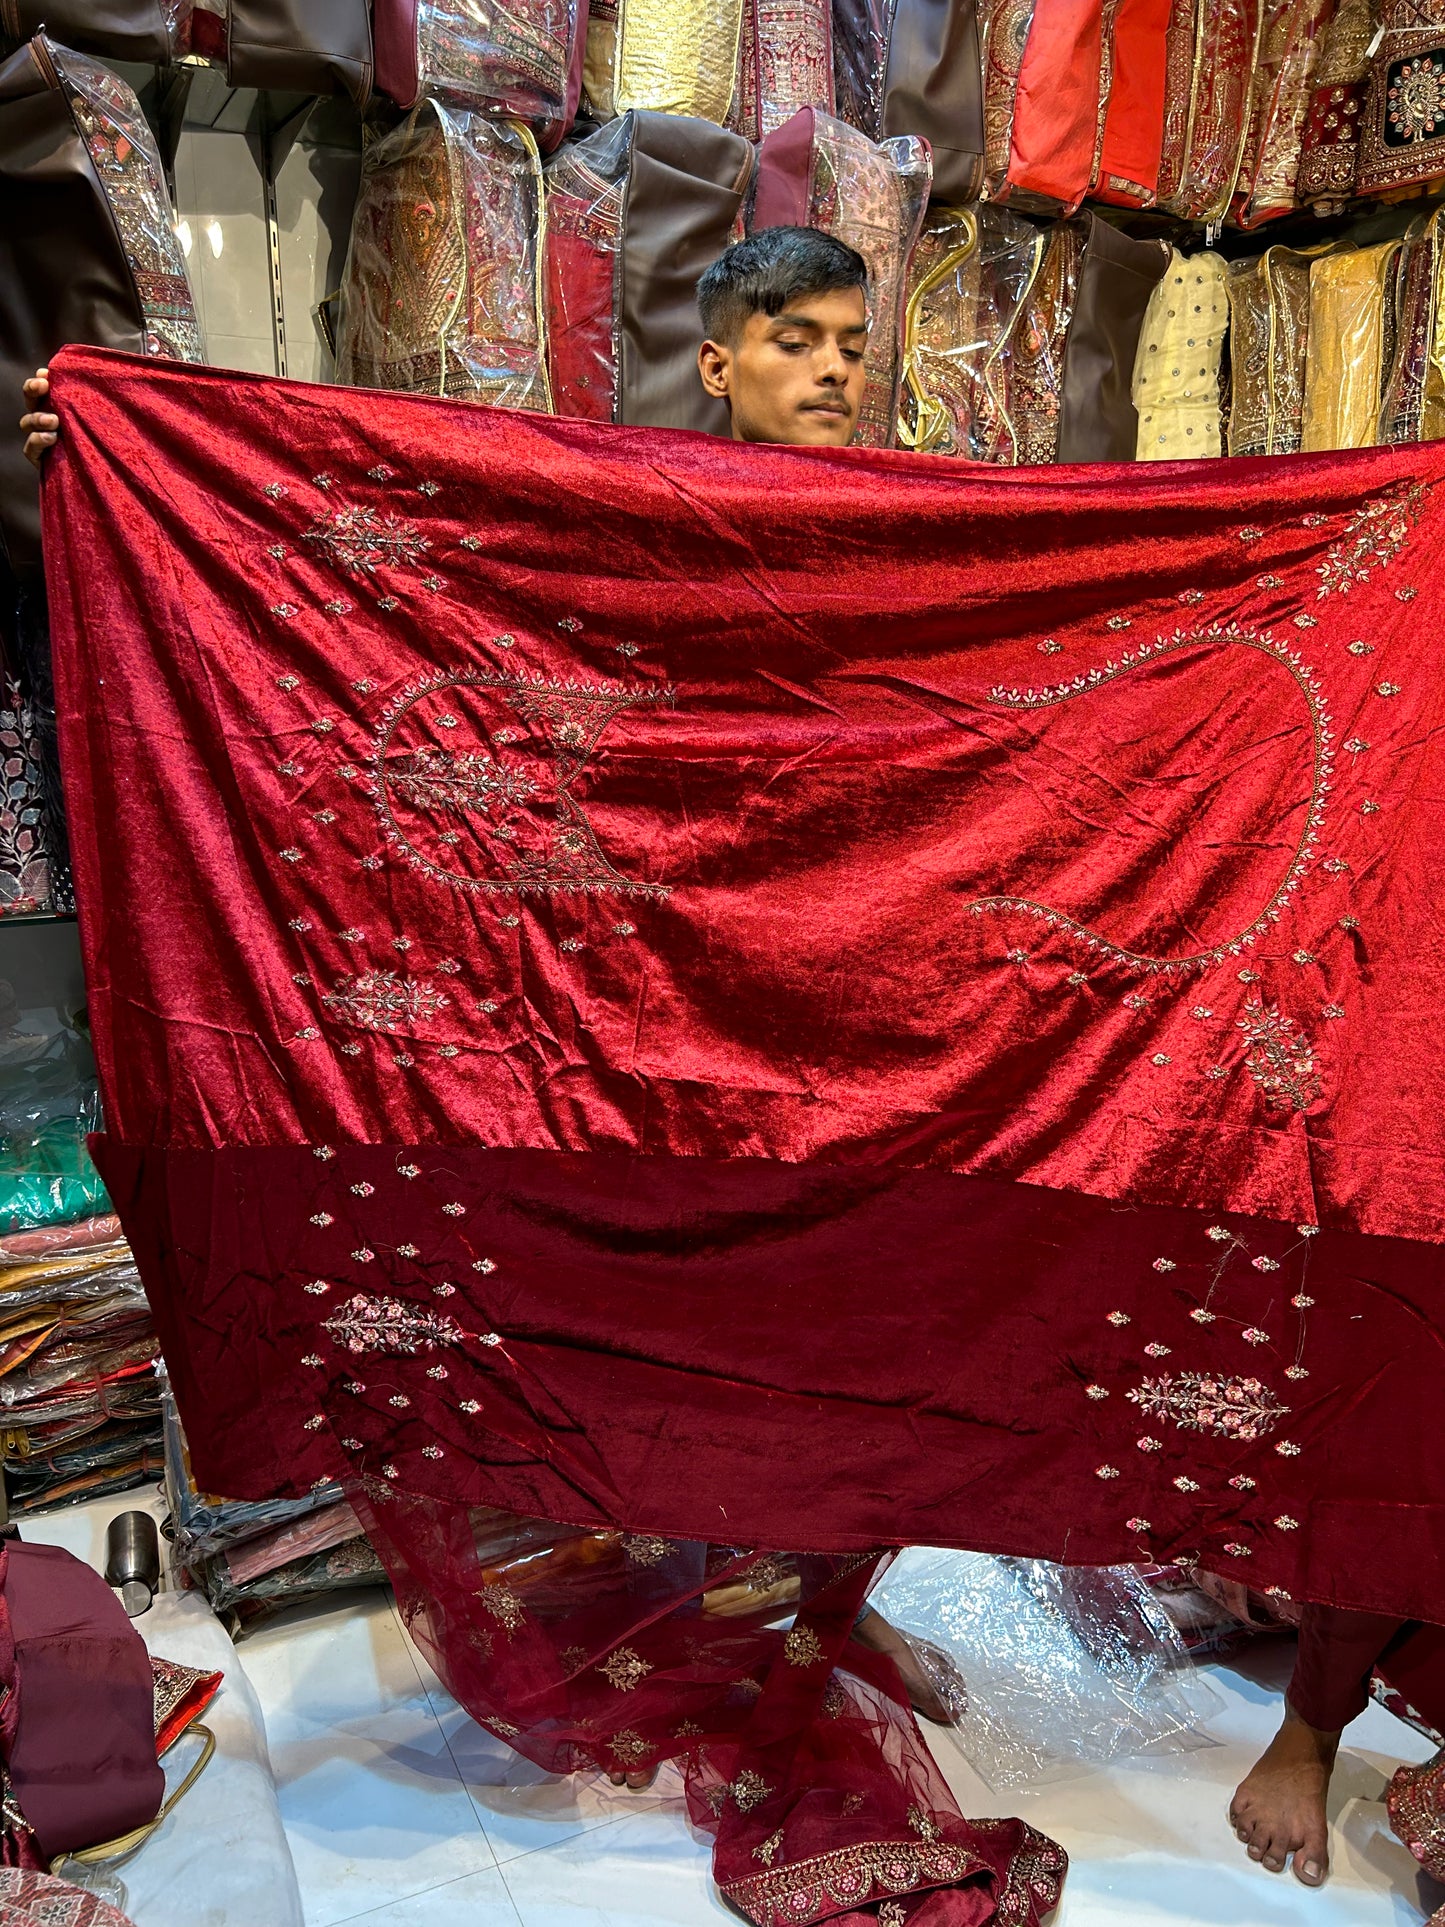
[697,338,731,400]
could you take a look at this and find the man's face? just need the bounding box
[698,286,869,448]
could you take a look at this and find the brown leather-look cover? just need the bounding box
[0,37,148,574]
[0,1,183,64]
[618,111,753,436]
[1057,212,1169,464]
[225,0,373,106]
[881,0,982,203]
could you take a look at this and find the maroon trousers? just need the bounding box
[1289,1607,1445,1735]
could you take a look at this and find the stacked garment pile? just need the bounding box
[0,986,164,1513]
[163,1380,384,1628]
[0,1213,162,1513]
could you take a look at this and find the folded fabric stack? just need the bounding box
[0,997,164,1515]
[0,1213,163,1514]
[162,1381,383,1628]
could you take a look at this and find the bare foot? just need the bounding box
[852,1607,966,1726]
[607,1768,657,1789]
[1230,1705,1340,1885]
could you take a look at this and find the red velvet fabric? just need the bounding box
[39,348,1445,1627]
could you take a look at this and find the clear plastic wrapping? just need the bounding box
[1226,246,1315,455]
[48,40,204,364]
[0,676,54,918]
[1132,245,1228,459]
[1235,0,1332,226]
[6,1418,162,1513]
[411,0,582,146]
[755,0,835,136]
[759,111,931,447]
[830,0,889,135]
[0,1016,110,1236]
[901,203,1058,462]
[868,1549,1220,1790]
[581,0,620,115]
[979,0,1036,199]
[613,0,745,121]
[1301,241,1399,450]
[1158,0,1265,221]
[1295,0,1374,205]
[337,104,552,410]
[1378,213,1441,445]
[1011,215,1081,463]
[543,115,627,420]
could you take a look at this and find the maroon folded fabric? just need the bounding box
[0,1542,163,1862]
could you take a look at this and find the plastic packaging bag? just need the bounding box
[336,103,551,411]
[752,108,931,447]
[1226,246,1316,455]
[0,1015,110,1236]
[374,0,583,151]
[867,1548,1221,1790]
[901,204,1049,460]
[48,40,204,363]
[612,0,745,122]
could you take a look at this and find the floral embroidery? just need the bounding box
[784,1626,825,1667]
[369,671,673,899]
[754,1830,785,1867]
[1238,1000,1322,1113]
[481,1585,526,1634]
[1126,1516,1151,1532]
[1315,485,1426,597]
[622,1534,677,1567]
[321,1293,462,1354]
[608,1729,654,1765]
[972,627,1332,972]
[1153,1259,1176,1272]
[322,971,450,1033]
[992,1826,1068,1927]
[1128,1372,1288,1440]
[598,1647,652,1692]
[724,1836,980,1927]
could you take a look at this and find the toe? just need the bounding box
[1293,1825,1329,1886]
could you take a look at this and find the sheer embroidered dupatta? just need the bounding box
[351,1484,1066,1925]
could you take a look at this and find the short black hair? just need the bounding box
[697,226,869,345]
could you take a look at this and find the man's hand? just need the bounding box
[20,368,58,469]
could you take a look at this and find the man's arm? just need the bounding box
[20,368,57,468]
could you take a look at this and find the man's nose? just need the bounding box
[816,340,848,385]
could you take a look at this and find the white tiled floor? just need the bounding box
[235,1584,1442,1927]
[24,1493,1445,1926]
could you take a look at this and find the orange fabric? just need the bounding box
[1007,0,1104,210]
[1093,0,1173,204]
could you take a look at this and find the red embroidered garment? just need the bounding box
[41,349,1445,1640]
